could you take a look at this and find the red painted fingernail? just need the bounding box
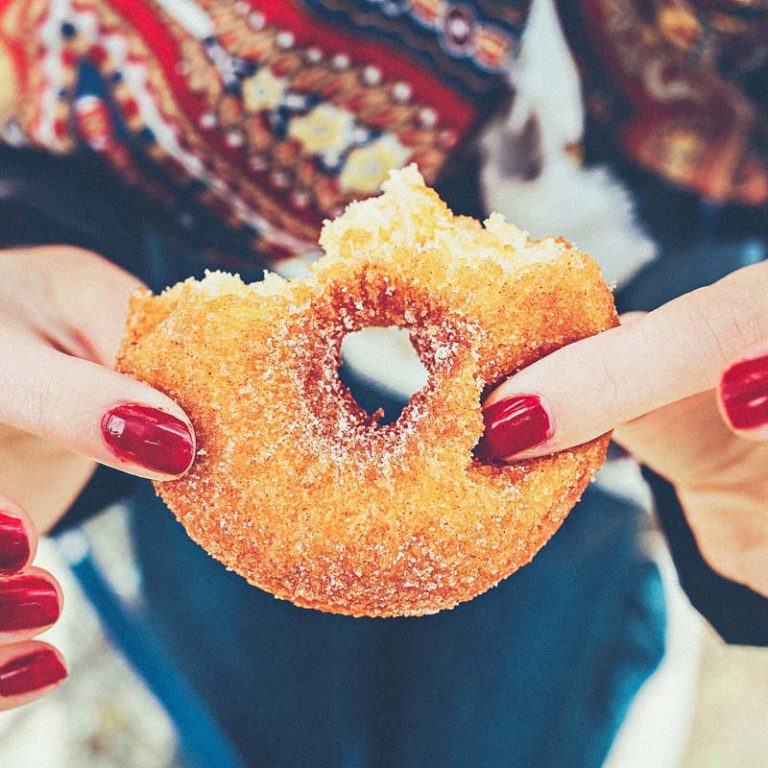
[475,395,552,461]
[0,575,60,632]
[0,511,30,574]
[101,403,195,476]
[721,354,768,430]
[0,648,67,697]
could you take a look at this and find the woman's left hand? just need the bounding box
[479,260,768,596]
[0,497,66,709]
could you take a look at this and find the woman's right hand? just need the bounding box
[480,260,768,597]
[0,245,195,708]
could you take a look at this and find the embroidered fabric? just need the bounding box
[0,0,526,263]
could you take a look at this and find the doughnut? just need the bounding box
[117,166,617,617]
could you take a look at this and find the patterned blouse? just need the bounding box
[0,0,765,266]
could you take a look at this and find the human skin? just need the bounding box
[0,246,195,710]
[482,260,768,596]
[1,246,766,710]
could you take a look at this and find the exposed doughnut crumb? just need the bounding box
[117,165,617,617]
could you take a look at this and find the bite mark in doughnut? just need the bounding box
[117,166,617,617]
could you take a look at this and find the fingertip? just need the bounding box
[475,394,554,462]
[718,350,768,440]
[0,569,63,641]
[0,642,67,708]
[0,498,37,574]
[99,401,196,481]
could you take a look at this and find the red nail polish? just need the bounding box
[0,649,67,697]
[476,395,552,461]
[101,403,194,476]
[0,575,60,631]
[0,511,30,574]
[721,355,768,430]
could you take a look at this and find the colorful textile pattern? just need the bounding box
[0,0,528,262]
[561,0,768,206]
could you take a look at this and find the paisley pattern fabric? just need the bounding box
[0,0,527,263]
[0,0,765,268]
[561,0,768,206]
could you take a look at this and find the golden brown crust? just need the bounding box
[118,166,617,617]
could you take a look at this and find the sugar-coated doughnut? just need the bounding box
[117,166,617,617]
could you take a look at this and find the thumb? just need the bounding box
[478,261,768,461]
[0,327,195,480]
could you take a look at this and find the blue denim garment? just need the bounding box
[131,469,663,768]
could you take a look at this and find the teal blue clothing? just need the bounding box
[131,473,663,768]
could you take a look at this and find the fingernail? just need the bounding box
[475,395,552,461]
[0,648,67,697]
[721,354,768,430]
[0,575,60,632]
[101,403,195,476]
[0,510,30,574]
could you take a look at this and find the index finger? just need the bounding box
[479,261,768,461]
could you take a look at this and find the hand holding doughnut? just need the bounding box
[0,247,196,524]
[0,246,195,711]
[484,263,768,596]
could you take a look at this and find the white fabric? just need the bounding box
[480,0,656,289]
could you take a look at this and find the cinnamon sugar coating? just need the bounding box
[117,166,617,617]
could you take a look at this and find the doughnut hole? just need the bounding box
[339,326,429,424]
[297,271,480,468]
